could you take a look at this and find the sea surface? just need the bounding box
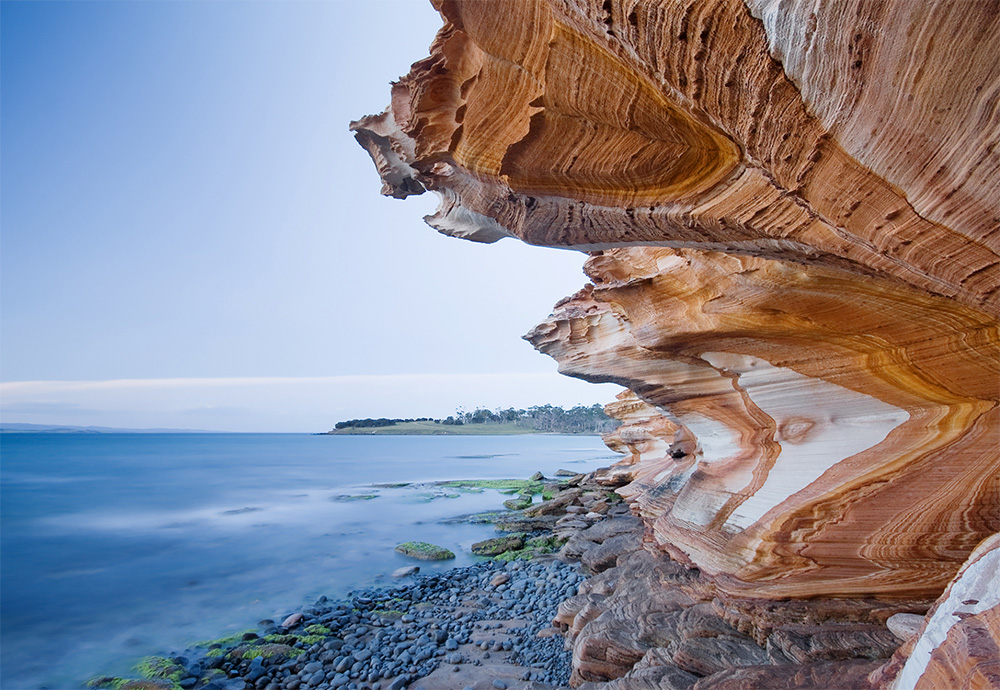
[0,433,618,690]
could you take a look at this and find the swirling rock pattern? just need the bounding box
[353,0,1000,312]
[352,0,999,685]
[526,246,998,599]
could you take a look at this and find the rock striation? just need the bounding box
[352,0,1000,312]
[352,0,999,686]
[526,245,998,600]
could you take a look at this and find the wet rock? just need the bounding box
[394,542,455,561]
[471,535,525,556]
[392,566,420,578]
[280,613,304,629]
[503,496,533,511]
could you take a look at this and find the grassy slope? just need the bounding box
[324,421,542,435]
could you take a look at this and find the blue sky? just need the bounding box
[0,0,618,431]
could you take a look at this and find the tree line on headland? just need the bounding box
[332,404,618,434]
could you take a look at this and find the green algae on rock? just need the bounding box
[394,541,455,560]
[87,656,185,690]
[471,534,526,556]
[436,479,544,495]
[330,493,378,502]
[134,657,183,683]
[492,535,568,562]
[229,642,299,661]
[503,495,533,510]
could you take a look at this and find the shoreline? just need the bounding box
[85,472,626,690]
[84,467,916,690]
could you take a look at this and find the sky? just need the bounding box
[0,0,620,432]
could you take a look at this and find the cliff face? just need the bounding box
[525,246,997,600]
[353,0,1000,311]
[352,0,999,685]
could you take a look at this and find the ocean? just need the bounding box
[0,432,617,690]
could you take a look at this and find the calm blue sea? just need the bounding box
[0,433,616,690]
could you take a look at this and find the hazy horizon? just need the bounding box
[0,0,621,432]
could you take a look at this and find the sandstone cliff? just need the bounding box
[352,0,999,687]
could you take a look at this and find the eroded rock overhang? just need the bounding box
[351,0,999,602]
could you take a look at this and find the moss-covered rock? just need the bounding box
[394,541,455,560]
[436,479,544,495]
[527,534,566,551]
[230,643,298,660]
[491,535,568,562]
[134,657,183,682]
[471,535,525,556]
[262,633,298,645]
[503,495,533,510]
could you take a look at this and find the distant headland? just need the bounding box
[324,404,618,435]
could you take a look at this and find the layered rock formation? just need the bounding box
[526,245,997,600]
[352,0,999,686]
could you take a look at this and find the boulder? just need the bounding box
[394,542,455,561]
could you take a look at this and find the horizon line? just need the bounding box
[0,372,576,393]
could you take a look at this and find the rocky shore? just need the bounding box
[87,471,929,690]
[85,473,629,690]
